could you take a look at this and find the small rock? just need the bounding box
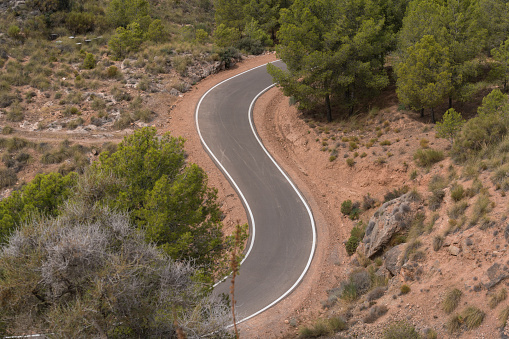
[449,245,461,256]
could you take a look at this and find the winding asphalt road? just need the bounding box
[196,61,316,323]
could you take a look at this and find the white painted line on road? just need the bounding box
[195,61,316,324]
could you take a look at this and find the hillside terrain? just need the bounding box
[247,86,509,338]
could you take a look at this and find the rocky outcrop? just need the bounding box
[384,244,404,276]
[485,263,509,290]
[358,193,415,258]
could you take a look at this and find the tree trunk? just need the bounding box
[431,107,436,124]
[420,107,424,118]
[325,94,332,123]
[349,87,355,116]
[449,96,452,109]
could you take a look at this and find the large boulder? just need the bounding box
[358,193,415,258]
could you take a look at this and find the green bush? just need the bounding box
[83,53,96,69]
[214,23,241,48]
[345,236,360,256]
[341,200,353,215]
[436,108,464,143]
[451,89,509,163]
[0,172,77,243]
[450,183,464,201]
[413,149,444,167]
[400,284,411,294]
[108,22,144,59]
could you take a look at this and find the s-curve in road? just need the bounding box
[196,60,316,323]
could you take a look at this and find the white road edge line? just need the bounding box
[195,61,317,324]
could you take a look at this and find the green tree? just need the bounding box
[396,35,452,123]
[141,164,224,269]
[476,0,509,52]
[145,19,166,42]
[106,0,150,29]
[436,108,464,143]
[0,172,77,243]
[0,203,232,337]
[398,0,487,106]
[268,0,390,122]
[108,22,144,59]
[87,127,227,275]
[214,0,248,30]
[491,38,509,92]
[243,0,292,40]
[214,23,241,48]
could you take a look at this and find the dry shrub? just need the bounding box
[442,288,462,314]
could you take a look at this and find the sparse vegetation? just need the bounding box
[489,288,507,309]
[384,321,421,339]
[299,317,347,338]
[443,288,463,314]
[413,149,444,167]
[462,306,485,330]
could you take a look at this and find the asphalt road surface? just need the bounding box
[196,60,316,323]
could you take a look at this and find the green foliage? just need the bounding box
[195,28,209,44]
[66,11,97,34]
[413,149,444,167]
[0,172,77,243]
[268,0,390,121]
[491,38,509,92]
[340,200,352,214]
[108,22,145,59]
[145,19,166,42]
[396,35,452,121]
[436,108,465,144]
[106,0,150,28]
[345,236,360,256]
[398,0,488,105]
[442,288,463,314]
[214,23,241,48]
[82,53,96,70]
[89,127,225,274]
[452,89,509,162]
[384,321,421,339]
[7,25,24,43]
